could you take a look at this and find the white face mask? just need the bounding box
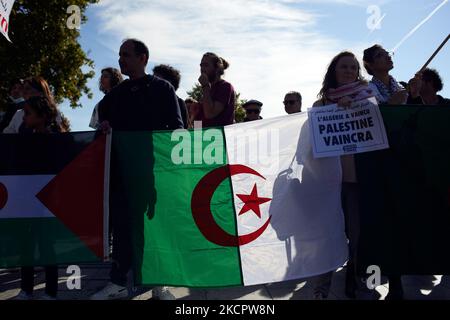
[9,96,25,104]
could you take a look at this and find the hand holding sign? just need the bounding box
[308,97,389,158]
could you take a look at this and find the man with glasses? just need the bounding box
[242,99,263,122]
[363,44,422,105]
[283,91,302,114]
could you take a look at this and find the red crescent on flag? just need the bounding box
[191,164,272,247]
[0,182,7,210]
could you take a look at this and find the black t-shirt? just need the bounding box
[98,75,184,131]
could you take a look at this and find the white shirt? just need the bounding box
[3,109,63,134]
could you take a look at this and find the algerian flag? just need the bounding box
[0,132,110,267]
[0,0,15,42]
[113,113,348,287]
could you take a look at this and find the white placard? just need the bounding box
[0,0,15,42]
[308,97,389,158]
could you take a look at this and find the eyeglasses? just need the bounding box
[246,109,260,114]
[374,51,394,59]
[283,100,298,106]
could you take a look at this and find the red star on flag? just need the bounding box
[237,184,271,218]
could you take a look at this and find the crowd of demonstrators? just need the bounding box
[89,68,124,129]
[242,99,263,122]
[283,91,302,114]
[153,64,189,129]
[1,38,449,301]
[90,38,183,301]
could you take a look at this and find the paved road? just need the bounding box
[2,263,450,300]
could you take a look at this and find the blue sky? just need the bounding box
[59,0,450,131]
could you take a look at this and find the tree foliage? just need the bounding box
[0,0,98,109]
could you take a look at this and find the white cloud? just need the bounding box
[92,0,367,117]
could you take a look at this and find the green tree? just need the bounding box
[0,0,98,109]
[186,83,247,123]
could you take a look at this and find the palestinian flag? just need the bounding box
[0,132,110,268]
[112,114,349,287]
[355,106,450,275]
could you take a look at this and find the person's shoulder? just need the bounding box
[104,79,130,97]
[437,95,450,105]
[312,99,324,107]
[148,75,174,91]
[177,96,186,106]
[213,79,233,92]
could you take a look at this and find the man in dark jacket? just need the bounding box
[92,39,183,301]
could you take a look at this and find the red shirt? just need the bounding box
[196,80,235,128]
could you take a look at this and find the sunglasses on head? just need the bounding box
[246,109,260,114]
[283,100,297,106]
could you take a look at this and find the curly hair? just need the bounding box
[99,68,124,93]
[422,68,444,92]
[153,64,181,91]
[25,96,61,131]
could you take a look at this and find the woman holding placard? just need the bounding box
[312,51,373,300]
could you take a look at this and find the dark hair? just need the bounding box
[318,51,366,101]
[185,97,197,104]
[23,76,55,104]
[99,67,123,93]
[203,52,229,76]
[153,64,181,91]
[363,44,384,76]
[123,38,150,65]
[422,68,443,92]
[25,96,61,131]
[9,78,23,91]
[285,91,302,103]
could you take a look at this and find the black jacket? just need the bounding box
[98,75,184,131]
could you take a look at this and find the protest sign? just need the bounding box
[308,97,389,158]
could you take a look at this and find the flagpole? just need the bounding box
[419,33,450,72]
